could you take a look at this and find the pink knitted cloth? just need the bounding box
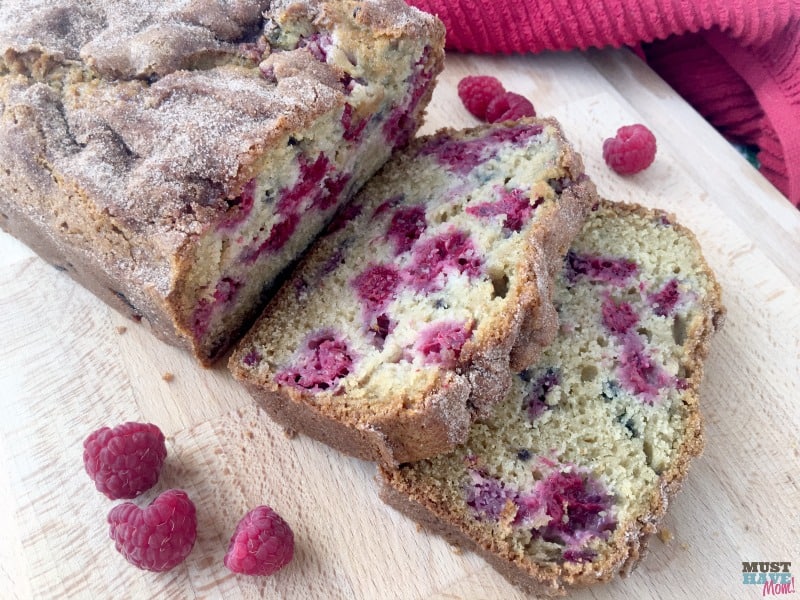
[407,0,800,207]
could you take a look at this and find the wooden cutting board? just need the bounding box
[1,49,798,600]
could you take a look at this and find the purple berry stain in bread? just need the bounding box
[191,277,243,337]
[420,124,545,175]
[353,264,401,314]
[515,467,616,559]
[466,187,540,232]
[465,460,616,561]
[242,349,262,367]
[465,470,514,521]
[218,179,256,231]
[297,32,332,62]
[601,296,639,335]
[404,230,482,291]
[649,279,680,316]
[341,104,368,142]
[414,320,472,367]
[243,154,350,263]
[373,195,403,217]
[387,205,427,254]
[419,135,491,175]
[523,368,560,420]
[566,251,638,286]
[618,335,672,402]
[314,172,351,211]
[258,213,300,258]
[277,154,331,214]
[383,47,437,148]
[275,331,355,393]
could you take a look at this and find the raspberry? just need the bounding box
[275,331,355,393]
[415,320,472,367]
[602,124,657,175]
[565,251,638,286]
[601,297,639,335]
[353,264,401,313]
[649,279,680,316]
[224,505,294,576]
[466,187,537,232]
[533,470,615,540]
[405,230,482,291]
[108,489,197,572]
[387,205,427,254]
[465,471,512,521]
[83,422,167,500]
[618,336,672,402]
[485,92,535,123]
[457,76,506,119]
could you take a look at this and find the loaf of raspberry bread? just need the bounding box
[0,0,444,365]
[379,200,724,596]
[230,118,596,464]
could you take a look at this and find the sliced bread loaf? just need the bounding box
[0,0,444,365]
[379,200,724,595]
[229,118,596,464]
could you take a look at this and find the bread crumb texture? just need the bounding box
[382,200,723,593]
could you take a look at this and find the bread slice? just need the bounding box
[379,200,724,596]
[229,118,596,464]
[0,0,444,365]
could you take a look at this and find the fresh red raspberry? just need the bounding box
[457,76,506,120]
[485,92,536,123]
[602,124,657,175]
[83,422,167,499]
[224,505,294,576]
[108,489,197,572]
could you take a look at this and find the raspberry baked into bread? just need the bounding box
[0,0,444,365]
[379,201,724,595]
[230,118,596,464]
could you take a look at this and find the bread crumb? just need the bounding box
[284,427,298,439]
[450,544,463,555]
[116,326,127,334]
[162,372,175,382]
[680,542,689,551]
[657,528,673,544]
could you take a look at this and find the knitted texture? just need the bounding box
[407,0,800,207]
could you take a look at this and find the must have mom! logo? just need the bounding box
[742,562,796,596]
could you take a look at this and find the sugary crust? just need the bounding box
[230,118,595,465]
[378,199,725,595]
[0,0,444,364]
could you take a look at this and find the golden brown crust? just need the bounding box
[377,199,725,595]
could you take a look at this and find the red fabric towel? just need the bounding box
[407,0,800,207]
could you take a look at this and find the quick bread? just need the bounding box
[379,200,724,595]
[230,118,595,464]
[0,0,444,364]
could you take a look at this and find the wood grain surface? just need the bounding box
[1,49,798,600]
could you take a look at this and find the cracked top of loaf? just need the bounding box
[0,0,443,249]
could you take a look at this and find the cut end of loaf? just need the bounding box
[379,199,724,595]
[230,118,596,463]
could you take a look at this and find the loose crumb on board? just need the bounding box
[657,528,673,544]
[116,326,127,334]
[162,372,175,382]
